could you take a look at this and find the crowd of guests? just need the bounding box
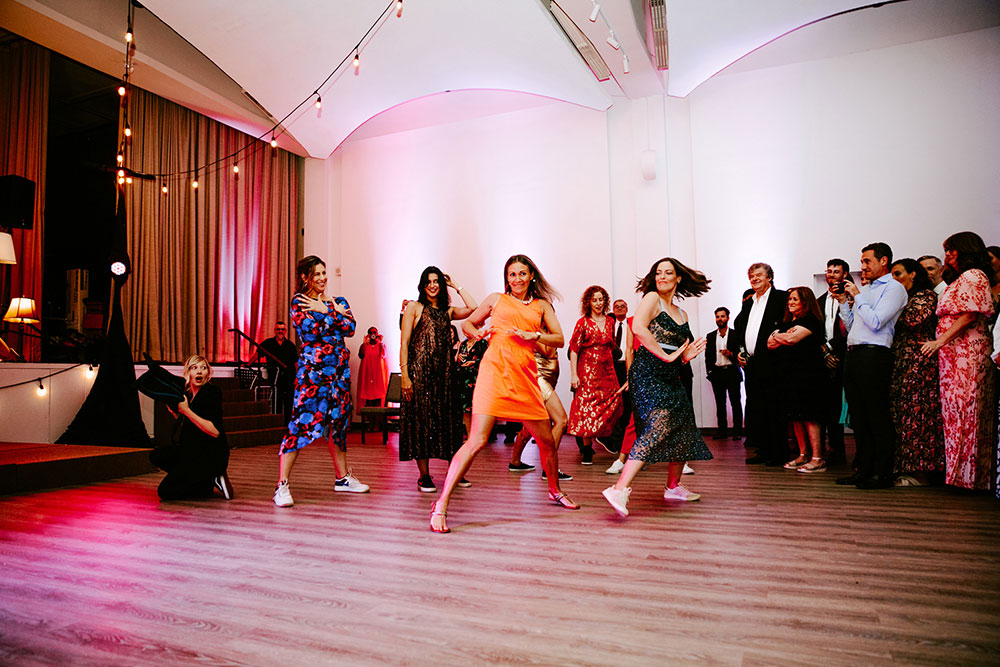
[147,231,1000,523]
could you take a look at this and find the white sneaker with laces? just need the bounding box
[605,459,624,474]
[602,485,631,516]
[334,470,370,493]
[663,484,700,502]
[273,480,293,507]
[214,474,234,500]
[682,464,694,475]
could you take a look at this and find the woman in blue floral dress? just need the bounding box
[273,256,369,507]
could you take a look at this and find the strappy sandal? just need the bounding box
[549,492,580,510]
[430,501,450,533]
[783,456,809,470]
[797,458,827,473]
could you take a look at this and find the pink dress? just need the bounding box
[356,340,389,409]
[936,269,996,490]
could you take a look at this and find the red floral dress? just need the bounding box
[567,316,622,437]
[937,270,995,489]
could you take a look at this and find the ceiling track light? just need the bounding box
[622,53,630,74]
[607,31,620,50]
[589,2,601,22]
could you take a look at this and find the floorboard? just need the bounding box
[1,433,998,665]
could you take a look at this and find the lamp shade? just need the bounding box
[0,232,15,264]
[4,297,38,324]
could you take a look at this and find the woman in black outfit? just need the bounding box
[149,355,233,500]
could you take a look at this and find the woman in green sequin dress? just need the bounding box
[603,258,713,517]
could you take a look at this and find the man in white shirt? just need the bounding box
[600,299,631,454]
[734,263,789,465]
[918,255,947,296]
[706,307,742,439]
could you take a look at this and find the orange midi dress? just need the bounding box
[471,294,549,421]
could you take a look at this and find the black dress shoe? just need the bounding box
[856,474,892,489]
[745,456,766,464]
[836,472,867,486]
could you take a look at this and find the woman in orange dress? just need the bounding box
[430,254,579,532]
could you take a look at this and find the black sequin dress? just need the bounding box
[399,306,464,461]
[628,309,713,465]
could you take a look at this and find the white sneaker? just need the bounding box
[605,459,624,474]
[602,485,631,516]
[663,484,700,502]
[682,464,694,475]
[334,470,370,493]
[273,480,293,507]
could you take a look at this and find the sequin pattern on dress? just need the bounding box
[628,311,712,465]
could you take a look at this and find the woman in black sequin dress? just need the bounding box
[603,258,712,517]
[399,267,477,493]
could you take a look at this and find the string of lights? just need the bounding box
[0,363,95,394]
[116,0,403,192]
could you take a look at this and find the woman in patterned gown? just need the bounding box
[399,267,477,493]
[921,232,996,491]
[603,258,712,517]
[888,259,943,486]
[273,256,369,507]
[430,254,578,533]
[567,286,623,465]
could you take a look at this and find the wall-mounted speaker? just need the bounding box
[0,175,36,229]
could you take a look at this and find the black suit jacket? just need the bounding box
[706,328,742,382]
[733,287,789,359]
[816,292,847,357]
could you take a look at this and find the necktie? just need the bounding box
[615,321,622,347]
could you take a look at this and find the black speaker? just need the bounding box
[0,175,36,229]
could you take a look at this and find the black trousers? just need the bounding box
[150,445,225,500]
[744,355,787,462]
[709,367,742,434]
[843,346,895,478]
[821,365,845,457]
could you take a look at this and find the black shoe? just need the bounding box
[214,473,234,500]
[836,472,867,486]
[581,447,594,465]
[508,461,536,472]
[745,456,766,464]
[856,474,892,489]
[457,478,472,488]
[418,475,437,493]
[542,469,573,481]
[594,437,621,454]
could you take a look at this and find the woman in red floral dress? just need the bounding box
[567,285,623,464]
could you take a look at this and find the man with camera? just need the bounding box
[833,242,907,489]
[817,259,851,466]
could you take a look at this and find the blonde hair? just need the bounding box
[182,355,213,391]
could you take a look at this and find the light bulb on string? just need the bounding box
[233,165,239,175]
[124,124,132,137]
[85,365,95,380]
[118,177,125,185]
[117,169,125,178]
[314,93,322,110]
[161,184,168,195]
[270,136,278,149]
[353,51,360,75]
[125,31,133,43]
[118,85,126,97]
[37,379,46,397]
[192,179,199,189]
[396,0,402,18]
[125,176,133,184]
[117,153,124,164]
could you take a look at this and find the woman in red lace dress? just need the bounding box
[567,285,623,464]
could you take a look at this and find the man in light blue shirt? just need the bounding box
[833,242,908,489]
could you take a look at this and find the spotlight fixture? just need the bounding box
[589,2,601,22]
[607,31,620,50]
[110,261,127,276]
[37,379,46,397]
[623,53,630,74]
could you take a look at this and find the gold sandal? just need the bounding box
[430,501,450,533]
[549,492,580,510]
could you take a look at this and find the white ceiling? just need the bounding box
[4,0,998,158]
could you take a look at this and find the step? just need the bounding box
[221,388,255,402]
[224,414,286,432]
[223,401,271,417]
[0,443,156,496]
[228,427,287,449]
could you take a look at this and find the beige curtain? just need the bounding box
[122,88,301,363]
[0,41,49,362]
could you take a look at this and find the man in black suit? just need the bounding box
[734,262,789,465]
[816,259,851,466]
[706,306,742,439]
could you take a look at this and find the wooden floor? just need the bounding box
[1,433,998,666]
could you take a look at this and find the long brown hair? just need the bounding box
[295,255,325,294]
[783,286,822,323]
[636,257,710,299]
[943,231,996,285]
[580,285,610,317]
[503,254,561,302]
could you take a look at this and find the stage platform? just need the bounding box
[0,442,155,496]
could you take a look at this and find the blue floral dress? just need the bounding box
[279,294,355,455]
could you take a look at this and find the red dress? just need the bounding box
[356,340,389,409]
[567,315,622,437]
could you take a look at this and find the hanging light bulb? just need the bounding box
[85,365,95,380]
[118,176,125,185]
[118,85,127,96]
[117,169,125,178]
[161,184,168,195]
[124,124,132,137]
[232,165,240,175]
[192,179,199,189]
[396,0,403,18]
[353,51,360,75]
[125,31,133,43]
[37,379,46,396]
[117,153,124,164]
[125,176,133,184]
[270,136,278,149]
[315,94,322,110]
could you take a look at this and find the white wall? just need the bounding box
[302,27,1000,429]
